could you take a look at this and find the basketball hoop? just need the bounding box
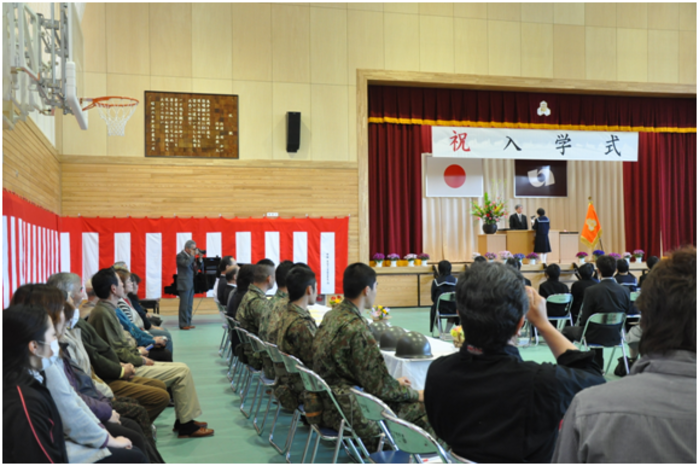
[82,96,139,136]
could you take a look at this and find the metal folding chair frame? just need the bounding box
[433,291,458,340]
[381,412,454,463]
[580,311,630,375]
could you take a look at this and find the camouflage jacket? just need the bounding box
[259,289,288,342]
[312,299,417,404]
[236,284,269,335]
[276,302,317,366]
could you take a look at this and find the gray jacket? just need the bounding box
[176,250,199,291]
[45,362,111,463]
[553,350,696,463]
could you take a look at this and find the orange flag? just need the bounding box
[581,201,602,247]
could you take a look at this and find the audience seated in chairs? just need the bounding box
[429,260,458,334]
[614,258,638,290]
[562,255,632,368]
[221,268,237,310]
[214,256,237,308]
[227,263,254,318]
[88,267,214,439]
[423,262,605,463]
[10,285,149,463]
[313,263,436,451]
[553,246,696,463]
[260,260,294,344]
[505,257,532,286]
[570,263,599,325]
[4,304,69,463]
[128,273,166,331]
[638,255,660,289]
[539,264,570,299]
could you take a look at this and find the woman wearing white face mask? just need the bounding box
[11,284,148,464]
[4,304,69,463]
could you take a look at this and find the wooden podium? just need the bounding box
[477,230,578,263]
[477,233,507,256]
[505,230,535,256]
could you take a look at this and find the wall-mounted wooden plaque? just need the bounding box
[145,91,239,159]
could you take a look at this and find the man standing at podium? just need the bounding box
[509,204,528,230]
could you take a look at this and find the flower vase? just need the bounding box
[408,261,414,267]
[625,258,630,266]
[375,261,383,267]
[482,223,498,235]
[530,259,537,265]
[390,260,397,267]
[635,256,643,263]
[518,260,524,266]
[579,257,586,264]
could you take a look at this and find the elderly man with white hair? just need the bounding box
[176,239,203,330]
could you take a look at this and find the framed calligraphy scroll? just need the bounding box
[145,91,239,159]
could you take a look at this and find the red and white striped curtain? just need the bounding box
[3,190,349,306]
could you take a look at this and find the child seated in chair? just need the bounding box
[430,260,458,333]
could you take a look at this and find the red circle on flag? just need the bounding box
[444,164,466,188]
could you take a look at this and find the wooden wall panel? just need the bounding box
[375,275,418,307]
[60,157,359,263]
[3,119,61,214]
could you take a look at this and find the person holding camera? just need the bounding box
[176,240,203,330]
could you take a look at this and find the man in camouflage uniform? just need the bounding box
[259,260,294,343]
[236,259,275,373]
[274,264,318,411]
[313,263,435,451]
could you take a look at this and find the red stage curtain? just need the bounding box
[368,85,696,260]
[369,124,430,257]
[369,86,696,131]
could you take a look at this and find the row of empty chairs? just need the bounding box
[216,309,471,463]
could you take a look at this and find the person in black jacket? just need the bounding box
[221,268,237,307]
[638,255,660,289]
[215,256,237,307]
[570,263,599,325]
[508,204,528,230]
[532,208,551,264]
[563,255,631,368]
[614,259,637,290]
[429,260,458,333]
[423,262,605,463]
[4,304,69,463]
[505,258,531,286]
[539,264,571,318]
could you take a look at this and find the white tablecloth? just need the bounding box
[308,304,331,325]
[381,337,458,390]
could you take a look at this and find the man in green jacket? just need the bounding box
[313,263,434,451]
[237,259,275,374]
[88,267,214,439]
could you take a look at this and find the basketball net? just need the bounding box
[82,96,139,136]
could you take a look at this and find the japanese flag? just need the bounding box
[425,156,484,197]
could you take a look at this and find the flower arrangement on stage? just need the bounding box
[404,253,417,262]
[470,191,508,225]
[451,325,465,348]
[576,252,589,259]
[328,295,343,308]
[472,252,482,259]
[609,253,622,260]
[387,253,400,261]
[633,249,645,259]
[623,252,631,259]
[418,253,430,260]
[592,249,605,259]
[526,252,539,260]
[485,252,497,261]
[513,253,525,262]
[370,305,391,321]
[498,250,513,260]
[372,253,385,266]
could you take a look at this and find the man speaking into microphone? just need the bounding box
[177,240,203,330]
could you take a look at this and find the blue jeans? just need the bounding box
[178,288,194,328]
[149,327,174,353]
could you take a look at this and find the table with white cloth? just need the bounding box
[380,337,458,390]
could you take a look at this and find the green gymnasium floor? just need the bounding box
[155,308,624,463]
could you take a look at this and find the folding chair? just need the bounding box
[218,310,230,357]
[381,413,454,463]
[580,312,630,375]
[264,343,297,455]
[236,328,263,418]
[545,293,574,329]
[248,333,279,434]
[278,352,309,463]
[432,292,458,340]
[448,450,477,463]
[349,387,413,464]
[627,291,641,319]
[224,317,243,384]
[295,365,371,464]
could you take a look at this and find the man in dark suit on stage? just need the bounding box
[562,255,631,368]
[509,204,528,230]
[177,240,202,330]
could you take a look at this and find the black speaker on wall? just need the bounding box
[286,111,301,153]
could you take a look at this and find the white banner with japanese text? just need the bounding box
[432,126,638,161]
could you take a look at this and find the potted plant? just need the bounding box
[498,250,513,261]
[404,253,417,267]
[328,295,343,308]
[576,251,589,264]
[513,253,525,264]
[450,325,464,348]
[609,253,622,261]
[370,305,391,321]
[372,253,385,267]
[592,249,605,261]
[417,253,430,266]
[387,253,400,267]
[526,252,540,265]
[472,252,482,261]
[470,191,508,234]
[623,252,631,265]
[633,249,644,262]
[485,252,497,262]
